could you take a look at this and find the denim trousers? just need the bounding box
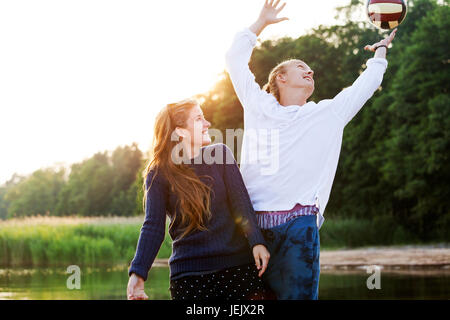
[261,214,320,300]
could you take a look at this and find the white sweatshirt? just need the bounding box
[225,28,388,229]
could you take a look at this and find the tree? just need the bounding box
[5,169,65,218]
[380,0,449,239]
[109,143,143,216]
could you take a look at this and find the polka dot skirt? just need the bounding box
[169,263,270,300]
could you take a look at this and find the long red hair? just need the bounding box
[143,99,213,239]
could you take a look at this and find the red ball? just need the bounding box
[366,0,408,30]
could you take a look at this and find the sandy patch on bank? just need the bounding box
[320,247,450,268]
[154,245,450,271]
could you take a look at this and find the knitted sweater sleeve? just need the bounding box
[330,57,388,126]
[221,144,267,249]
[128,169,167,282]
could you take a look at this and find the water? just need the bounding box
[0,265,449,300]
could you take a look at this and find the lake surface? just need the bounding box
[0,265,449,300]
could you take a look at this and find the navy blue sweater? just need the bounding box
[128,143,266,281]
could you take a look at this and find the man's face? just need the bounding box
[279,60,315,97]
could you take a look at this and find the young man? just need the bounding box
[225,0,396,299]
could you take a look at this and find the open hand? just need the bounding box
[257,0,289,27]
[364,28,398,52]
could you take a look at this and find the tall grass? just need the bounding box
[0,216,172,268]
[0,215,439,268]
[319,215,422,249]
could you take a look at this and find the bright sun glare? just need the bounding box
[0,0,352,184]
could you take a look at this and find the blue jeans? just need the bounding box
[261,214,320,300]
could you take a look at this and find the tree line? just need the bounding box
[0,143,144,219]
[1,0,448,242]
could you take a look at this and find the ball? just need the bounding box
[366,0,408,30]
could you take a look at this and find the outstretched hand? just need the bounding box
[364,28,398,52]
[250,0,289,36]
[257,0,289,26]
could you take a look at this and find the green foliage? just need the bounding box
[109,143,144,216]
[2,143,144,218]
[0,216,438,268]
[379,0,449,239]
[199,0,449,242]
[320,215,420,248]
[4,169,66,218]
[0,0,447,244]
[0,187,9,220]
[55,152,114,216]
[0,217,173,267]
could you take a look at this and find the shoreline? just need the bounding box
[153,245,450,270]
[1,245,449,272]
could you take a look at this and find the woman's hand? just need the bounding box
[127,273,149,300]
[250,0,289,36]
[364,28,398,53]
[253,244,271,277]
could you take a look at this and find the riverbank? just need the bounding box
[1,216,448,268]
[320,245,450,270]
[153,245,450,270]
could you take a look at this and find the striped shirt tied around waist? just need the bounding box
[255,203,319,229]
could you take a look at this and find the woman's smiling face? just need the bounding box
[178,104,211,148]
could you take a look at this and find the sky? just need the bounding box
[0,0,358,186]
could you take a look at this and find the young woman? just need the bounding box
[126,99,271,300]
[225,0,397,299]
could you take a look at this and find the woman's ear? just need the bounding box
[175,127,186,139]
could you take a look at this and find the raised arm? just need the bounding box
[225,1,289,114]
[249,0,289,36]
[364,28,397,59]
[331,29,397,125]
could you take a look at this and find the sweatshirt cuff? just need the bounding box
[366,57,388,72]
[242,27,258,46]
[128,264,149,282]
[247,229,267,249]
